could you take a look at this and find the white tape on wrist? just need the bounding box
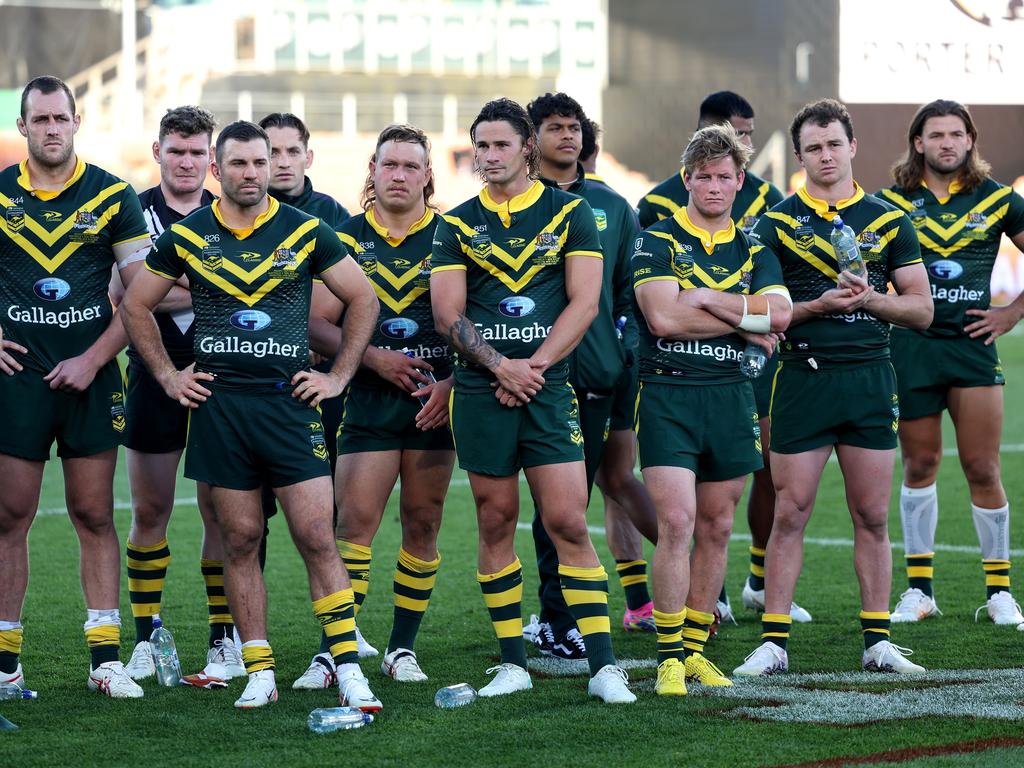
[738,294,771,333]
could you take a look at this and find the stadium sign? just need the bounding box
[839,0,1024,104]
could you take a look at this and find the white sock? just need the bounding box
[337,662,361,677]
[0,621,23,632]
[83,608,120,631]
[900,483,938,555]
[972,502,1010,561]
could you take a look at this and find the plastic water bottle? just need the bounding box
[150,618,182,687]
[830,216,866,279]
[0,682,37,700]
[740,342,767,379]
[404,349,436,405]
[308,707,373,732]
[615,316,627,340]
[434,683,477,708]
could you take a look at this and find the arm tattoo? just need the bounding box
[446,314,504,371]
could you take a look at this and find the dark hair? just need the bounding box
[891,99,990,193]
[362,123,436,211]
[526,92,588,130]
[159,105,216,143]
[215,121,270,165]
[470,98,539,178]
[20,75,75,119]
[698,90,754,128]
[580,119,601,164]
[790,98,854,155]
[681,123,753,176]
[257,112,310,148]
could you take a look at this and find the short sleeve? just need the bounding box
[311,220,350,276]
[145,228,184,280]
[631,230,676,289]
[431,215,468,272]
[111,186,150,247]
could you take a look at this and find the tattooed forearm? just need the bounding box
[447,314,504,371]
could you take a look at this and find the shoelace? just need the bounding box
[565,630,586,653]
[875,641,915,658]
[975,592,1022,622]
[484,663,521,676]
[744,644,783,663]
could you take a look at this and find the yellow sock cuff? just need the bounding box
[614,559,645,573]
[477,558,522,583]
[749,546,766,557]
[85,624,120,647]
[684,606,714,626]
[200,559,224,568]
[859,610,890,620]
[762,613,792,625]
[338,539,372,560]
[558,564,608,581]
[0,628,24,655]
[906,553,934,560]
[312,588,354,615]
[126,538,169,553]
[653,608,686,625]
[398,547,441,572]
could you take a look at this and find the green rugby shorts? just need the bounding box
[337,383,454,455]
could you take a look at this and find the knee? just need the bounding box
[477,500,518,542]
[851,507,888,539]
[771,497,811,536]
[221,523,264,558]
[68,504,115,536]
[697,511,734,548]
[542,508,590,546]
[902,451,941,485]
[131,498,171,531]
[401,506,442,546]
[657,510,695,545]
[961,456,1001,492]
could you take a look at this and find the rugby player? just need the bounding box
[633,124,791,695]
[293,124,454,688]
[252,113,351,572]
[520,93,656,660]
[0,76,152,698]
[108,106,247,684]
[637,91,805,625]
[431,98,634,703]
[879,100,1024,626]
[121,121,381,710]
[580,118,661,635]
[735,99,933,676]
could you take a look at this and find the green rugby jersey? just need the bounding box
[274,177,350,231]
[431,179,602,391]
[338,206,451,387]
[0,159,149,373]
[637,167,784,232]
[542,165,639,392]
[878,179,1024,338]
[632,208,786,384]
[750,184,922,364]
[146,197,348,386]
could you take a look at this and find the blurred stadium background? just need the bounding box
[0,0,1021,298]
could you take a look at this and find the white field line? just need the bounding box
[34,444,1024,559]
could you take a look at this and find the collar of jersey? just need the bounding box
[212,195,279,240]
[796,182,864,219]
[584,172,605,184]
[479,179,544,227]
[672,207,735,251]
[921,178,963,204]
[366,205,434,246]
[17,157,86,200]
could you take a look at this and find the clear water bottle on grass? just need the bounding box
[830,216,866,279]
[0,682,37,700]
[740,343,767,379]
[308,706,373,732]
[434,683,477,708]
[150,618,182,687]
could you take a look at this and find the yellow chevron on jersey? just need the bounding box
[0,176,132,274]
[441,195,593,293]
[879,185,1013,256]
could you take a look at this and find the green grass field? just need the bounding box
[4,332,1024,767]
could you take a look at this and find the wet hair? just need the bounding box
[790,98,854,155]
[159,105,216,143]
[891,99,990,193]
[20,75,75,119]
[681,123,753,176]
[214,121,270,165]
[257,112,311,148]
[470,98,540,177]
[361,123,436,210]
